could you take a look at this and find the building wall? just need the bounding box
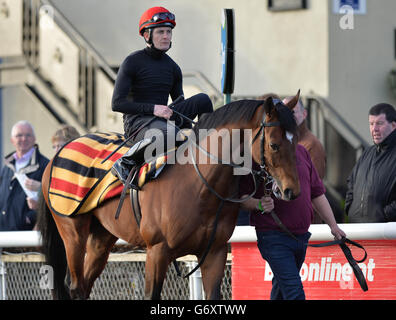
[328,0,396,143]
[51,0,329,97]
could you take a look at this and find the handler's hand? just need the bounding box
[258,196,274,213]
[330,225,346,240]
[154,104,173,120]
[240,195,274,212]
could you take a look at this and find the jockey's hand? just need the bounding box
[154,104,173,120]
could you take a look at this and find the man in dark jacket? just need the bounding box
[0,121,49,231]
[345,103,396,222]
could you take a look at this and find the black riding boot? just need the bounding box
[111,156,137,186]
[111,138,153,188]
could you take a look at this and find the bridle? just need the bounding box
[251,110,283,199]
[188,107,281,203]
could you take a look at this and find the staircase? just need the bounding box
[0,0,117,134]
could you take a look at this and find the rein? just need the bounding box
[177,109,275,278]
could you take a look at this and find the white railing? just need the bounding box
[1,223,395,300]
[1,223,395,248]
[229,222,396,242]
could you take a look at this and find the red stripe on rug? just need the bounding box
[103,184,124,200]
[65,141,124,161]
[50,177,91,198]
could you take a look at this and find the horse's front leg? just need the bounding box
[144,243,170,300]
[200,244,228,300]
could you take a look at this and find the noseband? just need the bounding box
[251,111,282,193]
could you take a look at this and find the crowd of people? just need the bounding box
[0,5,395,301]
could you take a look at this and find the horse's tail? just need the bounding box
[36,190,70,300]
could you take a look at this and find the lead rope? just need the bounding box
[258,179,368,292]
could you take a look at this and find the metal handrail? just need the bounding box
[305,94,369,155]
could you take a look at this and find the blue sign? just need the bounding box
[340,0,360,10]
[333,0,366,14]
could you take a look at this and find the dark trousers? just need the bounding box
[124,93,213,161]
[256,230,311,300]
[126,93,213,141]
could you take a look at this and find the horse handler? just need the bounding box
[111,6,213,187]
[239,145,345,300]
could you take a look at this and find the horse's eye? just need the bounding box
[270,143,280,151]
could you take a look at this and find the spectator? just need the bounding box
[283,96,326,223]
[239,144,345,300]
[282,96,326,179]
[51,124,80,152]
[345,103,396,222]
[0,121,49,230]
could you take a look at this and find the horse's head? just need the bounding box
[252,90,301,201]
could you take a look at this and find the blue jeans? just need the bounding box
[256,230,311,300]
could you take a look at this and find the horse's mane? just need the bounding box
[193,99,263,134]
[193,99,297,137]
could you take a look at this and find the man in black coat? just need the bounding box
[345,103,396,222]
[0,121,49,231]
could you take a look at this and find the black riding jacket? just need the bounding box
[345,129,396,222]
[111,46,183,136]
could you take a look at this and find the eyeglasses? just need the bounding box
[151,12,175,23]
[14,133,34,139]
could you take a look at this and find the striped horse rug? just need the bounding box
[47,132,129,216]
[48,132,170,216]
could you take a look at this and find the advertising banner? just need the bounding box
[232,240,396,300]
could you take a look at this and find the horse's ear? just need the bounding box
[284,89,301,110]
[263,96,274,115]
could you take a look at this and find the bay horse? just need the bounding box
[37,92,301,300]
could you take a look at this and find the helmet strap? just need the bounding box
[144,29,153,45]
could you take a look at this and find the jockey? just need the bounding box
[111,6,213,187]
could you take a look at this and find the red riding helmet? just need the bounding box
[139,7,176,36]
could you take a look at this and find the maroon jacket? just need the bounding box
[240,145,325,235]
